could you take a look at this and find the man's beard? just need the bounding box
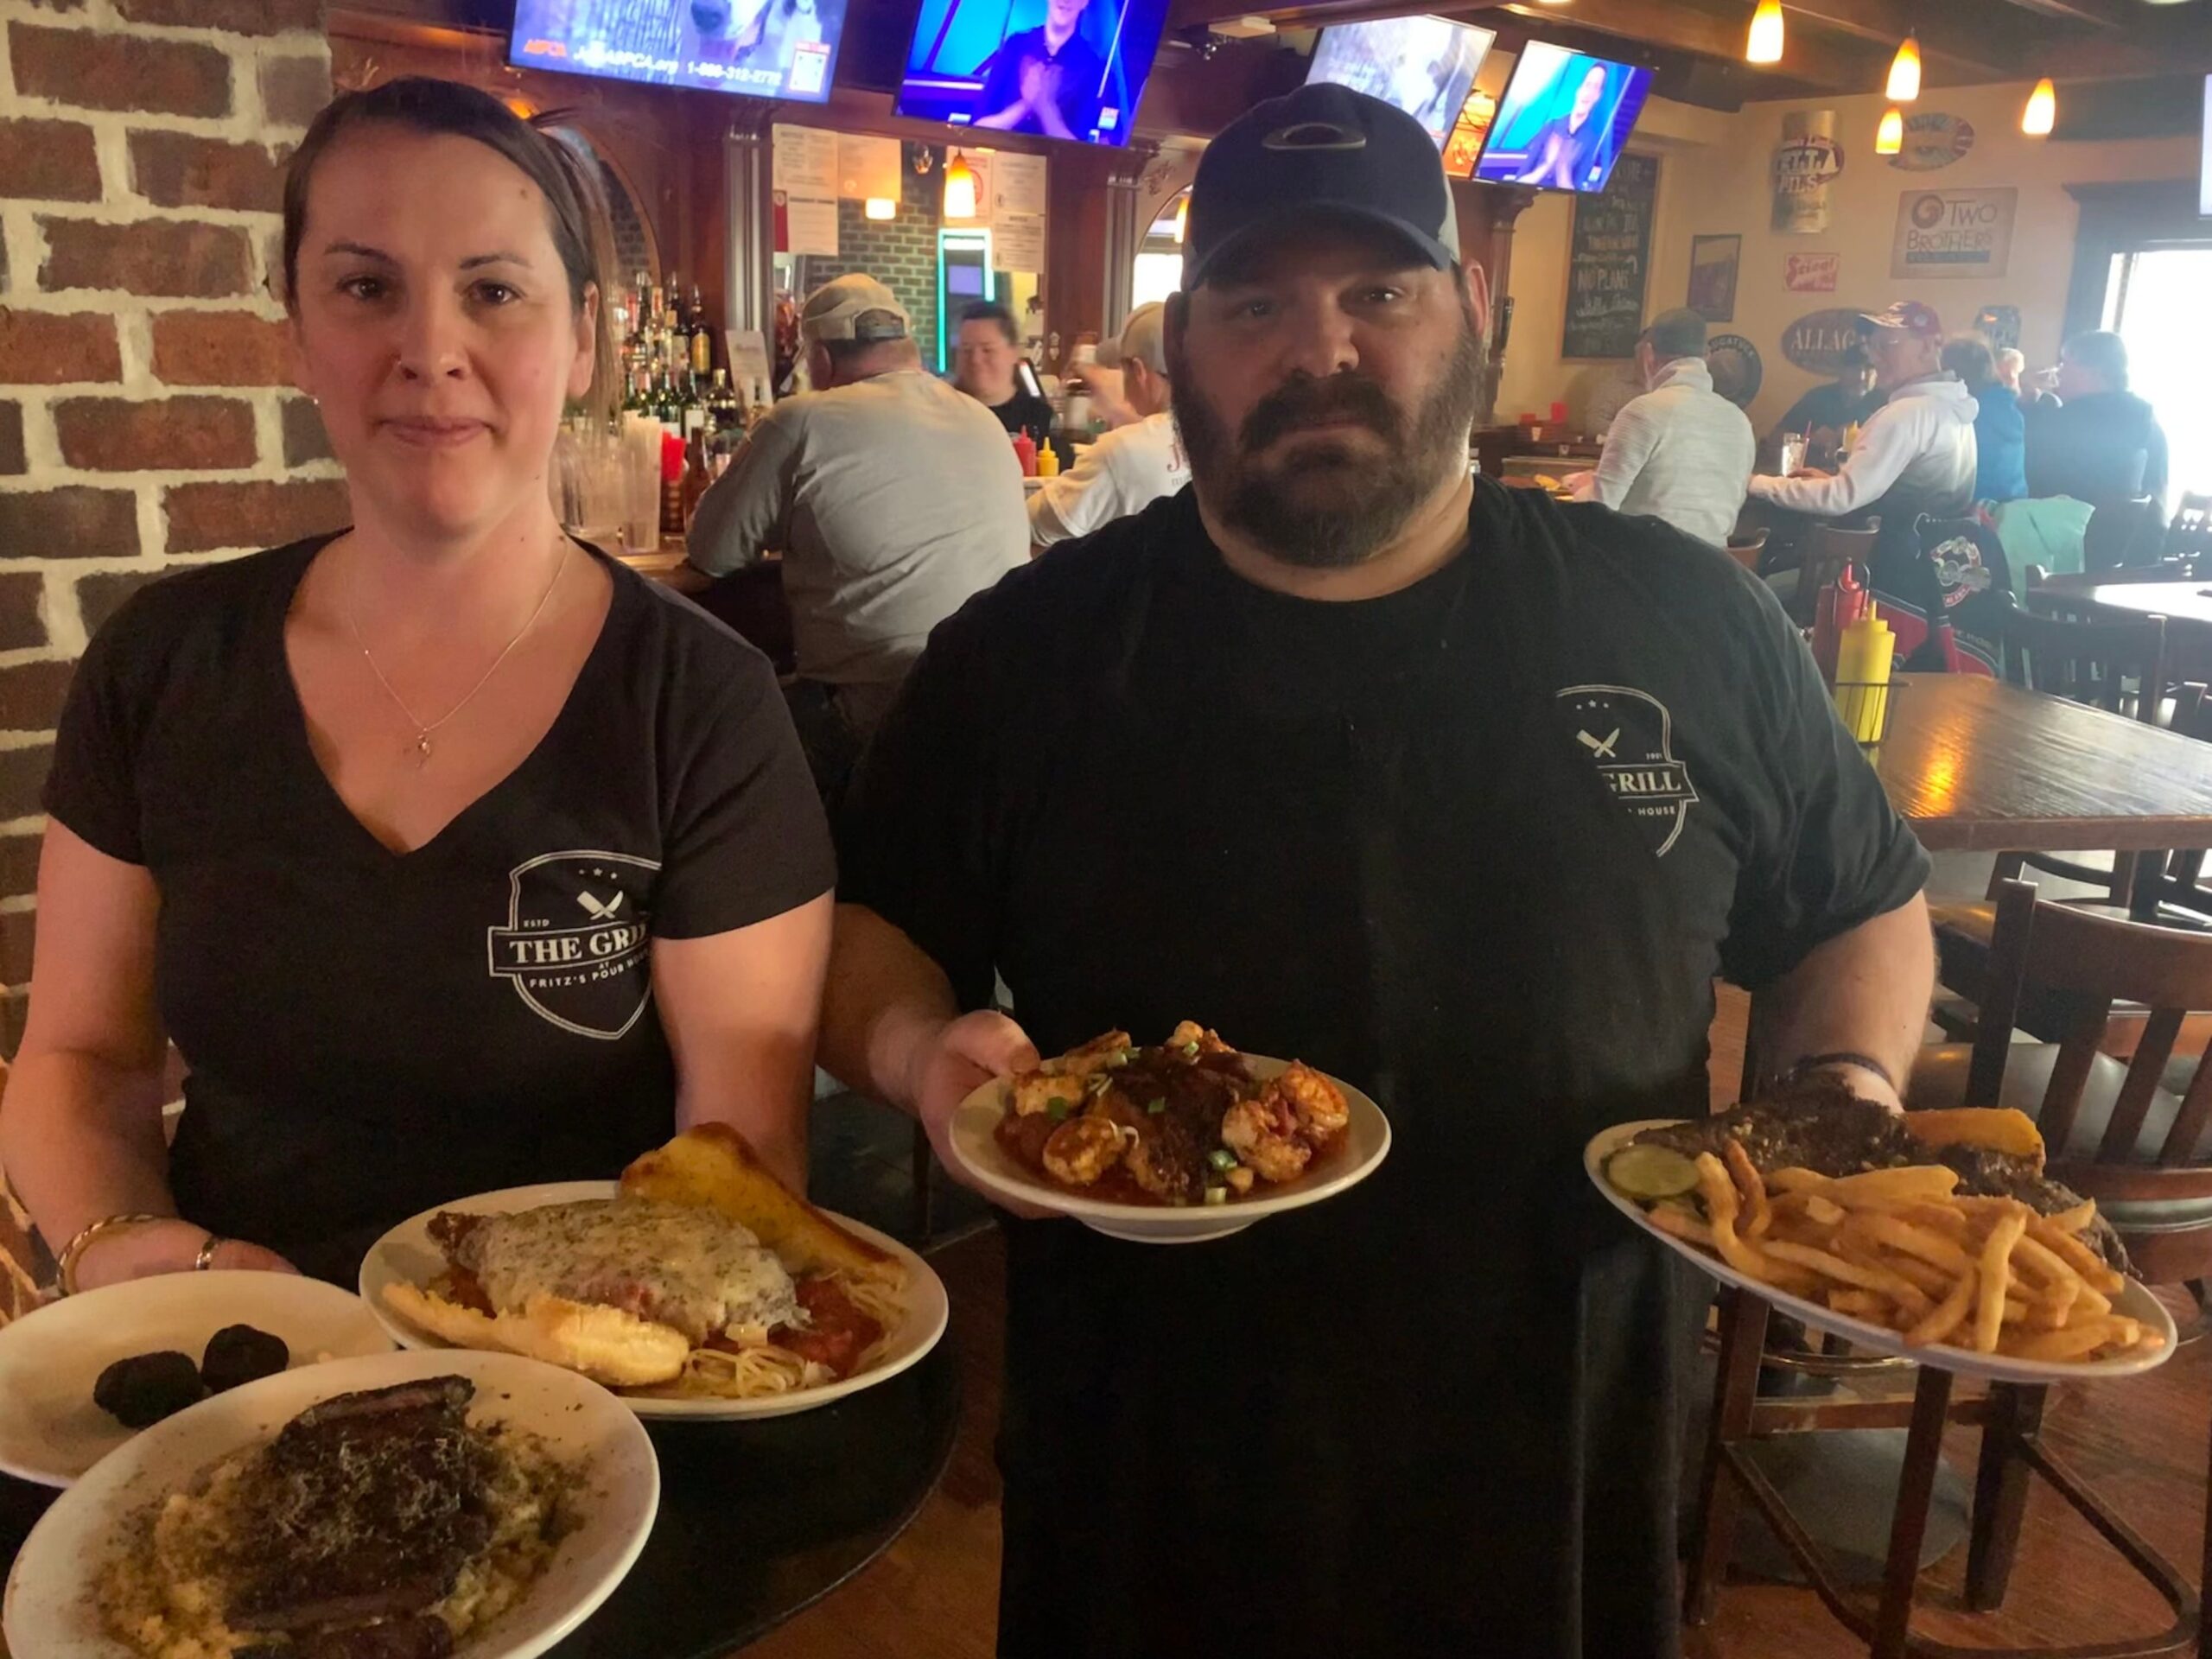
[1171,311,1485,569]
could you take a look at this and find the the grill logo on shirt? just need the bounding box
[487,851,659,1039]
[1558,684,1700,856]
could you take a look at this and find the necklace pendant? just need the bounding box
[413,733,433,766]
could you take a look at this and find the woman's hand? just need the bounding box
[73,1218,300,1293]
[905,1010,1057,1219]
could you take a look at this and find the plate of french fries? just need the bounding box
[1586,1121,2176,1383]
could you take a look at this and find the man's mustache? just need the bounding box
[1239,375,1402,454]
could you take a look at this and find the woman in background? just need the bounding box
[1945,334,2027,505]
[3,79,834,1290]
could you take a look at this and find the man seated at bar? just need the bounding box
[821,83,1933,1658]
[952,299,1057,448]
[2025,329,2170,508]
[2,79,835,1291]
[1768,342,1880,471]
[688,275,1027,800]
[1570,306,1752,547]
[1029,301,1187,550]
[1748,300,1979,583]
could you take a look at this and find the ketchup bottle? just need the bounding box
[1012,429,1038,479]
[1812,560,1870,682]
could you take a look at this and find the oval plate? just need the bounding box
[0,1269,394,1488]
[3,1347,658,1659]
[1586,1120,2177,1385]
[359,1182,949,1421]
[946,1055,1391,1243]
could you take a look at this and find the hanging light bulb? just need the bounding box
[1745,0,1784,65]
[2022,77,2056,137]
[1875,107,1904,155]
[943,150,977,219]
[864,197,896,221]
[1173,194,1189,245]
[1885,35,1922,103]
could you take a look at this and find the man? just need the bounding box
[1996,346,2058,414]
[687,274,1026,798]
[1029,301,1187,548]
[823,85,1931,1657]
[1573,307,1752,546]
[2026,329,2169,505]
[1770,342,1882,470]
[1749,300,1978,543]
[953,300,1055,448]
[1514,59,1612,189]
[972,0,1106,142]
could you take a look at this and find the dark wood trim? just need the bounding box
[2061,179,2212,343]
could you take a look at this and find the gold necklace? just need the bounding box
[343,542,569,766]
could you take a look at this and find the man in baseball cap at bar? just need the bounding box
[687,272,1026,801]
[1027,301,1188,548]
[823,85,1930,1657]
[1749,297,1980,569]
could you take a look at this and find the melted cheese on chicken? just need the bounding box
[454,1198,800,1344]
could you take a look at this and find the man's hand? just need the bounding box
[1017,57,1051,108]
[906,1009,1057,1218]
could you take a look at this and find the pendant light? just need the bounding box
[1875,107,1904,155]
[1885,34,1922,103]
[2022,77,2056,137]
[1745,0,1784,65]
[943,150,978,219]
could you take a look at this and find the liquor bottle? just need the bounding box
[708,368,741,444]
[682,370,709,442]
[690,306,714,379]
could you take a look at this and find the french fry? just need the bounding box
[1647,1205,1713,1248]
[1906,1255,1980,1346]
[1846,1211,1975,1274]
[1974,1209,2030,1355]
[1695,1153,1777,1282]
[1824,1166,1961,1206]
[1762,1238,1935,1317]
[1767,1167,1831,1195]
[2010,1235,2087,1311]
[2044,1198,2098,1236]
[1828,1289,1891,1319]
[1898,1203,1971,1239]
[2003,1317,2138,1363]
[1724,1140,1774,1239]
[1801,1193,1846,1228]
[1848,1246,1955,1301]
[2026,1218,2125,1294]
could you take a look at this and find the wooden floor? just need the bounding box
[754,989,2211,1659]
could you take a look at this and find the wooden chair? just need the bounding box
[2083,496,2164,573]
[2165,493,2212,564]
[1686,883,2207,1658]
[1789,522,1880,626]
[1726,527,1769,573]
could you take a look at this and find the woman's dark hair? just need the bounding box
[1941,334,1998,393]
[281,76,619,422]
[959,299,1020,346]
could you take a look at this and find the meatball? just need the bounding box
[93,1351,207,1427]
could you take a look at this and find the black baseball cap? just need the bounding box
[1183,82,1460,291]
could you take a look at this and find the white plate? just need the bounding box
[3,1347,657,1659]
[0,1270,394,1488]
[946,1055,1392,1243]
[359,1181,949,1421]
[1586,1120,2177,1385]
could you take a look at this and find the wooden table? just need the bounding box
[2037,578,2212,676]
[1875,673,2212,853]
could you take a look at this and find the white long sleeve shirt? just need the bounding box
[1027,410,1189,546]
[1588,358,1755,547]
[1748,375,1979,519]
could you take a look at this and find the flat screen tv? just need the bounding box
[1471,41,1654,193]
[509,0,845,104]
[1304,16,1495,150]
[893,0,1173,146]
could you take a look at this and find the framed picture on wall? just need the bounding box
[1688,234,1740,323]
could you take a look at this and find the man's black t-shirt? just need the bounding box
[836,480,1927,1657]
[976,25,1108,140]
[47,536,834,1282]
[982,385,1055,448]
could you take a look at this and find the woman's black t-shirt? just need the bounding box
[46,535,834,1282]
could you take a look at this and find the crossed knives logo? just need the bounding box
[486,851,659,1039]
[1557,684,1700,856]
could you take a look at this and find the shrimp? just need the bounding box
[1271,1062,1351,1142]
[1042,1116,1128,1186]
[1220,1093,1313,1184]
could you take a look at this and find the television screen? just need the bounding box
[893,0,1172,146]
[1304,16,1495,150]
[1471,41,1653,193]
[509,0,846,104]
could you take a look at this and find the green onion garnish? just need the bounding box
[1146,1097,1166,1116]
[1181,1039,1201,1058]
[1207,1148,1238,1172]
[1047,1097,1071,1122]
[1204,1187,1228,1206]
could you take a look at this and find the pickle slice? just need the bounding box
[1605,1144,1701,1202]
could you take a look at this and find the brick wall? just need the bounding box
[0,0,343,1057]
[798,144,946,372]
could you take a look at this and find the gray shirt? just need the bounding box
[687,368,1029,694]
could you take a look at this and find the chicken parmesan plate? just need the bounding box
[360,1128,948,1421]
[948,1027,1391,1243]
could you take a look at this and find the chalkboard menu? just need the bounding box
[1561,151,1658,360]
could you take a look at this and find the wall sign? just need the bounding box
[1782,308,1868,375]
[1688,234,1740,323]
[1888,112,1975,172]
[1561,152,1658,360]
[1784,252,1840,293]
[1974,304,2023,352]
[1891,187,2017,279]
[1707,334,1764,408]
[1771,110,1843,235]
[772,124,840,257]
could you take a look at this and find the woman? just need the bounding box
[2,79,836,1290]
[1943,333,2026,505]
